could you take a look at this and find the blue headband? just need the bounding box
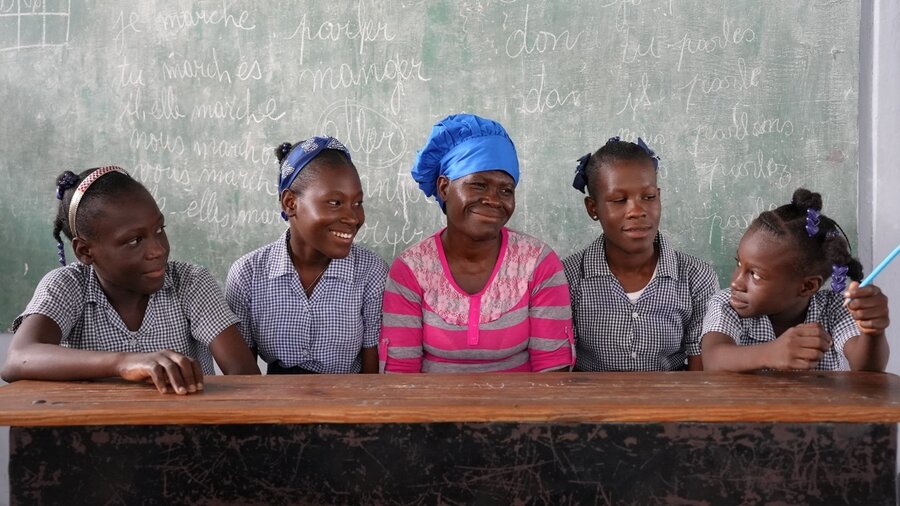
[278,136,351,195]
[411,114,519,207]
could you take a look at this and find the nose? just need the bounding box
[146,234,168,260]
[625,198,646,218]
[730,268,745,292]
[482,186,511,207]
[341,204,362,226]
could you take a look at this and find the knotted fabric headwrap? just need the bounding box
[68,166,128,238]
[278,136,351,220]
[411,114,519,208]
[278,136,351,194]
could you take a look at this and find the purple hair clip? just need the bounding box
[56,171,80,200]
[805,208,820,237]
[831,264,849,293]
[572,153,591,193]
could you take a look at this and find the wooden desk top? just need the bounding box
[3,372,900,426]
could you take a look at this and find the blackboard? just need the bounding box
[0,0,859,328]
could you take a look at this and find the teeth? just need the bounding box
[332,231,352,239]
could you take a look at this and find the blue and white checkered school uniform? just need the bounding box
[563,233,719,371]
[12,261,236,374]
[702,288,859,371]
[226,231,388,374]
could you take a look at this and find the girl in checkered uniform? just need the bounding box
[563,137,720,371]
[226,137,388,374]
[701,188,889,371]
[2,167,259,394]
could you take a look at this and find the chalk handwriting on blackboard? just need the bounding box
[0,1,860,330]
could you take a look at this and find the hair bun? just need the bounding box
[274,142,293,164]
[791,188,823,211]
[55,170,81,200]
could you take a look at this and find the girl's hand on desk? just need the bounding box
[117,350,204,394]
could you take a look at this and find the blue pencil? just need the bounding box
[860,244,900,287]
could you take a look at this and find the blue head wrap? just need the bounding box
[411,114,519,208]
[278,136,351,220]
[278,136,351,194]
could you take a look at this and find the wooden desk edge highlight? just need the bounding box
[2,371,900,426]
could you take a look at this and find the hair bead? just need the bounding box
[56,241,66,266]
[831,263,849,293]
[805,208,820,237]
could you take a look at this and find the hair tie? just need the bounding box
[56,241,66,266]
[606,136,621,144]
[56,171,80,200]
[572,153,591,193]
[636,137,661,172]
[831,263,849,293]
[805,208,820,237]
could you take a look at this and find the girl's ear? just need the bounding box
[72,237,94,265]
[436,175,451,203]
[584,196,599,221]
[280,189,297,219]
[799,275,823,297]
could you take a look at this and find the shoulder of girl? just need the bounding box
[350,243,389,270]
[39,263,90,294]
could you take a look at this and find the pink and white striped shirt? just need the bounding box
[380,228,574,373]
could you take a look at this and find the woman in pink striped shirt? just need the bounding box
[379,114,574,373]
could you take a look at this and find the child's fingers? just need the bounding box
[792,345,826,362]
[848,304,889,322]
[855,315,891,334]
[844,283,883,306]
[793,322,825,334]
[191,359,205,391]
[161,351,199,393]
[156,356,189,395]
[146,364,170,394]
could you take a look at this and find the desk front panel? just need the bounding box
[10,421,895,505]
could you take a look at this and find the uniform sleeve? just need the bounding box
[225,259,256,350]
[562,252,582,345]
[179,264,240,346]
[362,255,389,349]
[379,258,424,373]
[701,289,743,344]
[824,292,860,367]
[684,262,721,356]
[11,267,85,338]
[528,248,575,372]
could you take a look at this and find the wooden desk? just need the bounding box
[2,372,899,505]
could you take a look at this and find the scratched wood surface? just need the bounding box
[2,371,900,426]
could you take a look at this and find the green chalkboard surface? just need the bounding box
[0,1,859,328]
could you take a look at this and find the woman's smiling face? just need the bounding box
[439,170,515,241]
